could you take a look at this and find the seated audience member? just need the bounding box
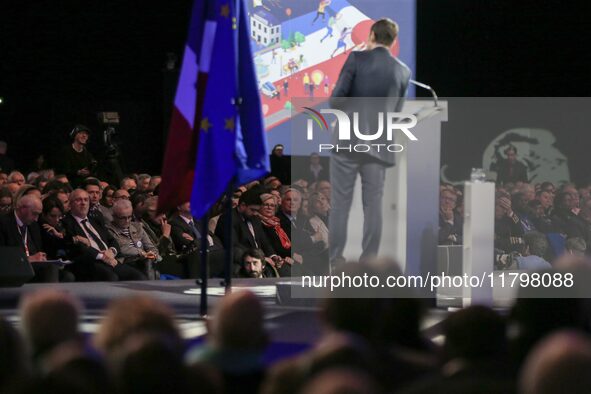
[107,199,159,279]
[8,170,26,186]
[0,317,30,393]
[113,333,196,394]
[0,172,8,185]
[141,196,176,258]
[19,289,83,364]
[309,191,329,226]
[565,196,591,253]
[277,187,327,275]
[94,295,182,360]
[101,185,116,208]
[33,175,48,191]
[439,188,463,245]
[0,194,63,283]
[39,196,68,259]
[6,181,20,197]
[264,262,433,394]
[215,190,280,272]
[514,231,552,270]
[130,191,150,221]
[528,198,555,233]
[84,178,107,224]
[561,183,581,214]
[148,175,162,193]
[170,201,224,277]
[27,172,39,184]
[299,368,378,394]
[259,193,291,261]
[120,177,137,192]
[511,191,536,232]
[187,291,268,394]
[113,188,131,203]
[551,191,577,233]
[565,237,587,256]
[62,189,146,281]
[0,186,12,214]
[315,180,332,202]
[15,185,42,202]
[54,174,71,186]
[263,176,282,191]
[495,194,525,253]
[137,173,151,192]
[520,331,591,394]
[403,306,514,394]
[238,248,279,278]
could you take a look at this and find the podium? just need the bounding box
[342,100,448,279]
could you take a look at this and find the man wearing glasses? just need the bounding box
[62,189,146,281]
[107,199,159,279]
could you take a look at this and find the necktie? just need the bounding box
[81,219,107,251]
[246,220,259,248]
[188,221,201,239]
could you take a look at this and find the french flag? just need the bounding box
[159,0,268,218]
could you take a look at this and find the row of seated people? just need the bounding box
[439,180,591,269]
[0,170,333,282]
[5,257,591,394]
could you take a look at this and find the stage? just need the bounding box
[0,278,453,363]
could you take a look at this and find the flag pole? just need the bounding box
[222,181,234,294]
[199,213,209,316]
[221,0,241,295]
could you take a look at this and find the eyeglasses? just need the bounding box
[262,203,277,208]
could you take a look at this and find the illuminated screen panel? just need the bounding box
[246,0,416,149]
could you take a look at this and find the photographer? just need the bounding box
[57,125,97,188]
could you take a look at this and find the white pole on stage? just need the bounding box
[462,180,495,307]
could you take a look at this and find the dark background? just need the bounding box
[1,1,589,178]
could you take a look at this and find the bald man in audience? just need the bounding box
[8,171,25,187]
[62,189,145,281]
[0,195,67,282]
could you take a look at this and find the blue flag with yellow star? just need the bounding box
[190,0,268,219]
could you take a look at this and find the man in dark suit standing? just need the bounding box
[0,195,61,282]
[62,189,146,281]
[329,18,411,263]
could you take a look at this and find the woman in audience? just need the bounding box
[101,185,116,208]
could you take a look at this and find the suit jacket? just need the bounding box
[215,208,275,264]
[106,221,158,263]
[330,47,411,167]
[494,159,528,185]
[0,212,43,256]
[170,214,203,254]
[61,213,119,263]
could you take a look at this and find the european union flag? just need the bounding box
[189,0,269,219]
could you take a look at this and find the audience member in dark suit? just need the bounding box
[38,196,68,260]
[215,189,280,274]
[169,201,224,278]
[269,144,290,185]
[439,189,463,245]
[492,145,528,186]
[61,189,146,281]
[0,195,62,282]
[304,153,328,183]
[277,188,327,276]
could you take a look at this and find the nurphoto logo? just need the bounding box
[303,107,418,153]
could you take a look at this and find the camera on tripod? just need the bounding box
[97,112,120,158]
